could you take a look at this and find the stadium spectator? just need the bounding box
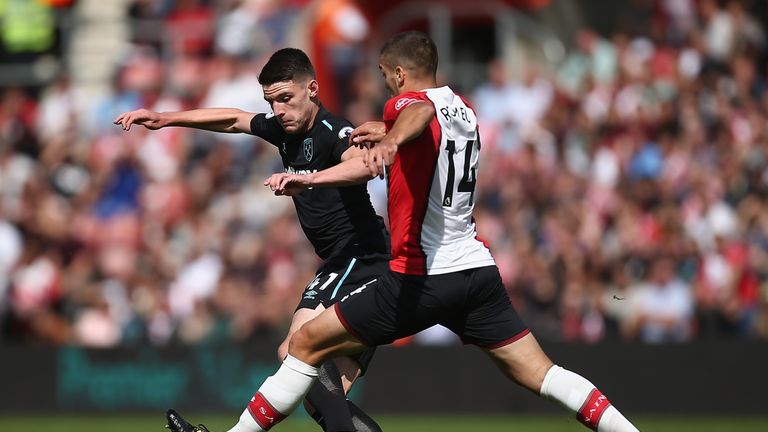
[164,0,216,57]
[625,257,695,343]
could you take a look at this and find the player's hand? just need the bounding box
[114,109,165,131]
[264,173,310,196]
[365,140,397,178]
[350,121,386,148]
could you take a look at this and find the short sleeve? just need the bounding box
[249,113,286,145]
[383,92,429,129]
[330,122,355,163]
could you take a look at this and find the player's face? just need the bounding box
[378,62,400,97]
[262,79,318,134]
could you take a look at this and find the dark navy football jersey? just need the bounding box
[250,106,389,261]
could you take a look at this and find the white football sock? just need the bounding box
[597,406,640,432]
[227,354,319,432]
[540,365,639,432]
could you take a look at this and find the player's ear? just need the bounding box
[394,66,406,87]
[308,79,319,99]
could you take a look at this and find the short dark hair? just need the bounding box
[380,31,438,77]
[258,48,316,85]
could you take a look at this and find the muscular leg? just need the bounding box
[279,307,379,432]
[483,332,554,392]
[277,307,321,361]
[334,357,382,432]
[289,305,367,364]
[304,358,381,432]
[484,333,639,432]
[228,306,366,432]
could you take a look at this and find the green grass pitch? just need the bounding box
[1,414,767,432]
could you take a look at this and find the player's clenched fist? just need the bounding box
[114,109,166,131]
[365,140,397,178]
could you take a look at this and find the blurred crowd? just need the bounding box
[0,0,362,347]
[2,0,768,347]
[474,0,768,344]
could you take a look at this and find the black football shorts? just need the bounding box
[334,265,529,349]
[296,256,389,374]
[297,256,390,311]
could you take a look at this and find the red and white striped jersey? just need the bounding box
[383,86,495,275]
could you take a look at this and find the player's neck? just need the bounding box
[401,79,438,94]
[303,103,321,132]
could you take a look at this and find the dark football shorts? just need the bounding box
[334,265,530,349]
[296,256,389,375]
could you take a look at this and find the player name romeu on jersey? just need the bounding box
[251,106,389,261]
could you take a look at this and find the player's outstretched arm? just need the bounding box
[114,108,256,133]
[365,102,435,177]
[264,152,373,196]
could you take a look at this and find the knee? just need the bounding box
[528,359,555,391]
[497,352,553,392]
[277,337,290,361]
[288,325,319,363]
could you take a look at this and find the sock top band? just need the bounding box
[284,354,319,377]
